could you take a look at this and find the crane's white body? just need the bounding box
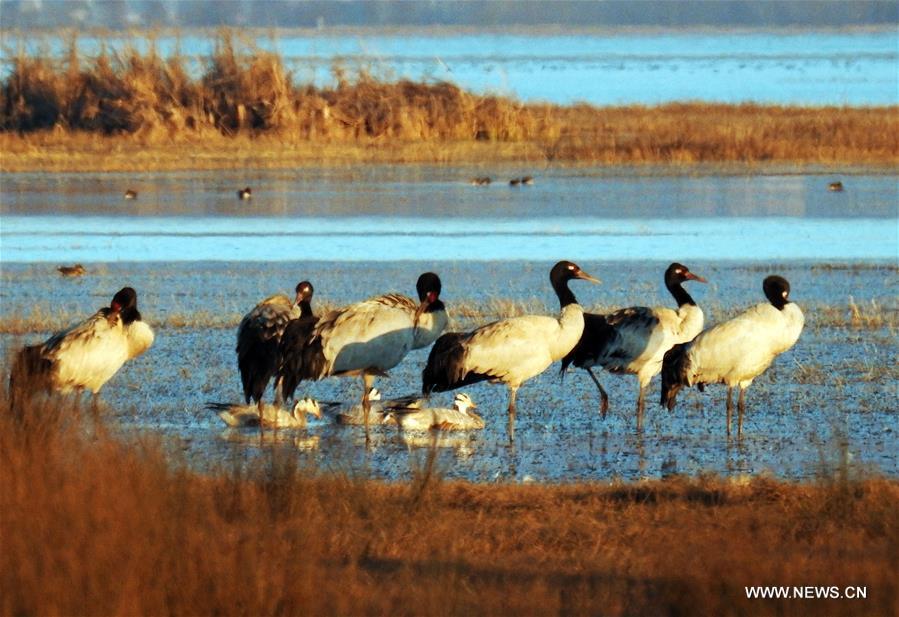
[457,305,585,389]
[677,302,804,389]
[316,294,446,377]
[600,303,704,388]
[40,312,154,394]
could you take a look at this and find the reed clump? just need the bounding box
[2,31,897,170]
[1,390,897,616]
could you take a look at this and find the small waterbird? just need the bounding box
[237,187,252,200]
[422,261,599,442]
[562,263,707,429]
[470,176,491,186]
[124,189,138,200]
[209,398,323,428]
[827,181,844,192]
[661,276,804,437]
[322,388,421,425]
[383,392,484,431]
[57,264,87,277]
[10,287,154,405]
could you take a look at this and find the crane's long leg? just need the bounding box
[737,387,746,438]
[273,376,285,408]
[585,367,609,418]
[507,386,518,444]
[635,382,647,432]
[725,387,734,437]
[362,372,376,446]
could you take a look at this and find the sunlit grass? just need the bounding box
[1,297,895,335]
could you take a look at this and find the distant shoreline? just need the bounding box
[2,127,897,173]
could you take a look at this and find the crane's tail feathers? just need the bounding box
[9,345,52,412]
[660,343,690,411]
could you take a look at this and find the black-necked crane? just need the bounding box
[277,272,447,439]
[661,275,804,437]
[10,287,154,407]
[422,260,599,442]
[561,262,707,429]
[236,281,313,412]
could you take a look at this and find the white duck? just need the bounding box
[208,398,323,428]
[383,392,484,431]
[661,275,804,436]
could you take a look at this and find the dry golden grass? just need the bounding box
[1,31,897,171]
[0,298,895,335]
[1,391,897,616]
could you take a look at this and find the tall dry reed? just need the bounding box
[2,31,897,168]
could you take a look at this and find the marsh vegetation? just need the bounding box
[2,32,898,171]
[1,391,896,617]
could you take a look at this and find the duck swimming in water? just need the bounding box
[322,388,422,425]
[383,392,484,431]
[208,398,322,428]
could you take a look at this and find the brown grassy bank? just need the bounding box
[1,394,897,616]
[1,33,898,171]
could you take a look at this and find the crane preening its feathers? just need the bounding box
[278,272,447,440]
[661,275,804,436]
[9,287,154,407]
[422,260,599,442]
[561,262,707,429]
[236,281,314,411]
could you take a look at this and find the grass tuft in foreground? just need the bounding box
[1,386,897,616]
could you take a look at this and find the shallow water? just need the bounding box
[2,30,896,105]
[1,168,897,262]
[1,260,896,482]
[1,166,896,481]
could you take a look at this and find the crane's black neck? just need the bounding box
[424,299,445,314]
[298,299,314,318]
[121,307,141,324]
[552,278,578,309]
[667,280,696,307]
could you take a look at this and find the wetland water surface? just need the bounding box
[0,168,896,481]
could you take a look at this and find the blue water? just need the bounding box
[1,29,896,105]
[1,169,896,263]
[1,215,896,263]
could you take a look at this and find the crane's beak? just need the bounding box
[685,272,708,283]
[107,301,122,326]
[413,291,438,328]
[576,270,601,284]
